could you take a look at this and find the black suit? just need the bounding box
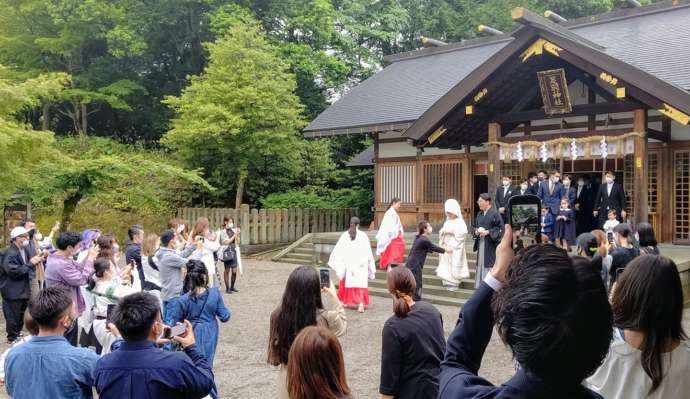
[495,185,515,223]
[575,184,595,234]
[527,181,540,196]
[593,182,626,228]
[0,244,35,342]
[439,282,604,398]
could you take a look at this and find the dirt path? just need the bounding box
[0,260,515,398]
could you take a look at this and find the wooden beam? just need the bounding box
[509,85,541,113]
[587,88,597,131]
[632,109,648,227]
[646,128,670,142]
[510,115,663,133]
[487,123,502,201]
[568,68,617,102]
[500,128,630,144]
[493,101,643,123]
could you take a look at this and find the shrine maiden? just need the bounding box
[436,199,470,290]
[376,198,405,269]
[329,217,376,313]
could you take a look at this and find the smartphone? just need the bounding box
[106,304,116,326]
[319,268,330,288]
[506,194,542,249]
[607,231,614,244]
[164,324,187,339]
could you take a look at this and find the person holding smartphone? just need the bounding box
[608,224,640,287]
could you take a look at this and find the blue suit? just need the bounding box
[438,282,604,399]
[538,180,563,216]
[541,213,555,242]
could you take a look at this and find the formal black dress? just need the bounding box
[406,235,445,300]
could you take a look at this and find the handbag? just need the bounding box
[223,246,236,262]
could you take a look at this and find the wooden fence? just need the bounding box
[177,206,358,246]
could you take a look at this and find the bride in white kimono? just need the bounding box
[329,217,376,313]
[436,199,470,290]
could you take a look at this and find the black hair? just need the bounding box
[128,224,144,240]
[417,220,430,236]
[492,246,612,383]
[268,266,324,366]
[56,231,81,250]
[528,172,537,179]
[183,260,208,295]
[388,197,401,209]
[614,223,632,238]
[636,222,657,248]
[607,209,617,216]
[612,255,687,393]
[538,169,547,175]
[576,233,599,258]
[605,170,615,176]
[550,169,560,176]
[28,286,73,329]
[112,292,161,341]
[348,216,360,241]
[479,193,491,202]
[87,258,112,291]
[501,174,512,179]
[160,229,176,247]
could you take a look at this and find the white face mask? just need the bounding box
[552,176,560,183]
[577,180,584,187]
[228,223,234,229]
[606,177,614,184]
[563,180,570,186]
[20,240,30,248]
[177,224,185,233]
[520,184,528,191]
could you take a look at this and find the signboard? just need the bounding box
[537,68,572,115]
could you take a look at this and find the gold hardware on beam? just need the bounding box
[465,105,474,115]
[474,88,488,103]
[659,103,690,125]
[520,39,563,62]
[427,126,447,144]
[599,72,619,86]
[616,87,626,98]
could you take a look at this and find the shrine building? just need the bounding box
[304,1,690,244]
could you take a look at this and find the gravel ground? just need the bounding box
[0,259,515,398]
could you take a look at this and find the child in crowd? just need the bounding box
[540,206,554,243]
[555,197,576,250]
[603,209,620,240]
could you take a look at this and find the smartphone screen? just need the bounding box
[319,268,330,288]
[106,304,116,326]
[508,196,541,249]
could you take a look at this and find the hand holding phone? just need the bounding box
[506,195,541,249]
[319,268,330,288]
[164,323,187,339]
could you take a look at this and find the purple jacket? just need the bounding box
[44,254,94,315]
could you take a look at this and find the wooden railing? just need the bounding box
[177,206,358,246]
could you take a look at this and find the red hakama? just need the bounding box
[338,277,370,306]
[378,234,405,269]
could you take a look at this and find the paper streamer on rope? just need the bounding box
[516,142,523,162]
[540,143,548,162]
[570,139,578,160]
[600,137,608,159]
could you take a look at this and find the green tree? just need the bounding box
[163,17,306,208]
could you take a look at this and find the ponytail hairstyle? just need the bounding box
[347,216,360,241]
[183,259,208,295]
[386,266,416,318]
[87,258,112,291]
[388,197,401,209]
[417,220,429,236]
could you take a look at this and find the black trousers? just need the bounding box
[410,267,423,301]
[2,298,28,342]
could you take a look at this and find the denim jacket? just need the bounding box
[5,335,99,399]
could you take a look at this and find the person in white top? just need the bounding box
[188,217,220,287]
[376,198,405,270]
[586,255,690,398]
[436,199,469,290]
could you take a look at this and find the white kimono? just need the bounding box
[329,230,376,288]
[376,208,404,255]
[436,199,470,285]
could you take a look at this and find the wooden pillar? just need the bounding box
[415,147,423,222]
[487,123,502,201]
[633,109,648,227]
[587,88,597,131]
[373,132,380,228]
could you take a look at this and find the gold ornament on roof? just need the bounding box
[659,103,690,125]
[520,39,563,62]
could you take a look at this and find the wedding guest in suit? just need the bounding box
[537,170,563,219]
[527,172,540,195]
[495,175,515,223]
[593,171,627,228]
[517,179,530,196]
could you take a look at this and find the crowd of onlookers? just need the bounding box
[0,210,688,398]
[0,217,239,398]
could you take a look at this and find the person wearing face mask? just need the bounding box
[518,179,530,196]
[405,221,446,301]
[5,287,99,399]
[0,226,43,344]
[45,231,99,346]
[560,174,577,206]
[593,171,627,229]
[537,170,564,220]
[575,175,596,235]
[527,172,540,195]
[219,217,241,294]
[495,174,515,223]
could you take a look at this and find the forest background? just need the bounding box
[0,0,659,236]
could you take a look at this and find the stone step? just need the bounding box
[293,247,313,255]
[369,279,474,299]
[375,268,476,279]
[279,257,311,265]
[367,286,466,308]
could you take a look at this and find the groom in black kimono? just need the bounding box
[472,193,503,288]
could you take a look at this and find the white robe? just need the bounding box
[329,230,375,289]
[376,208,404,255]
[436,199,470,284]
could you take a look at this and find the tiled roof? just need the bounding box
[304,2,690,135]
